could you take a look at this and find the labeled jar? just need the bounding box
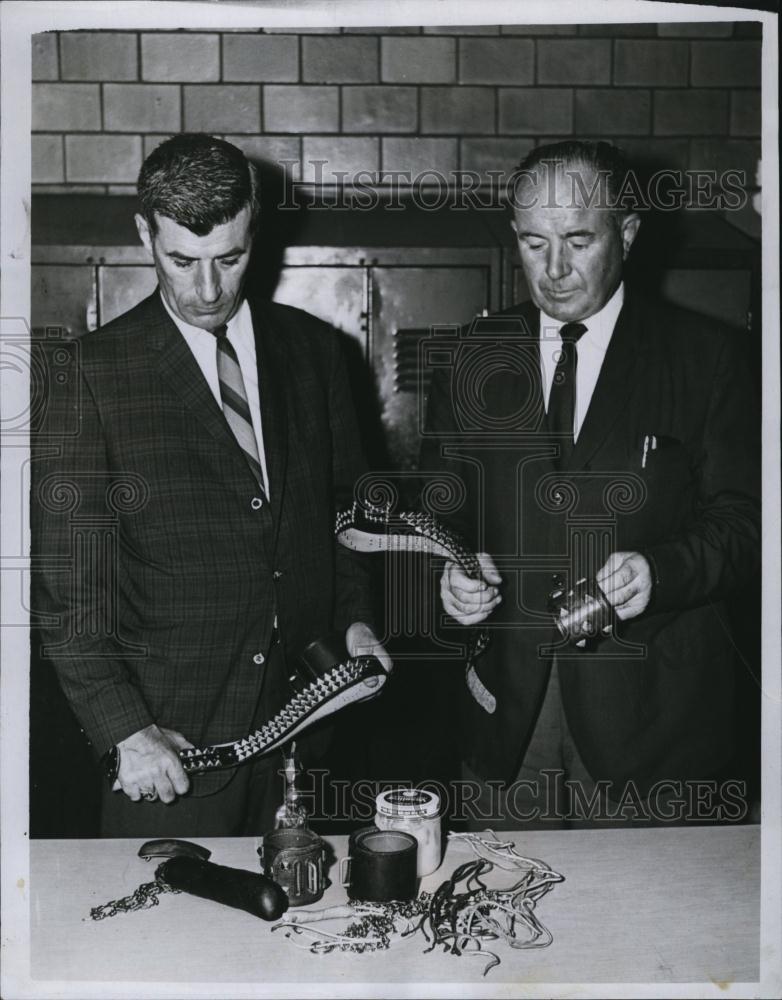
[374,788,442,878]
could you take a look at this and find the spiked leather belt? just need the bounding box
[104,635,387,782]
[335,500,494,713]
[179,635,387,773]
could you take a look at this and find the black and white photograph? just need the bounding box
[1,0,779,997]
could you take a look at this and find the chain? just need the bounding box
[274,895,433,955]
[338,896,433,952]
[273,846,564,976]
[89,865,181,921]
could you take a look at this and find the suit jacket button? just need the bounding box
[253,652,265,665]
[251,497,264,510]
[273,570,283,580]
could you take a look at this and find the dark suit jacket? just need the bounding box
[32,291,374,793]
[420,291,760,794]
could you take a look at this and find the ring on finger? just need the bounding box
[140,787,158,802]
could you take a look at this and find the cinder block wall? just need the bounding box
[32,22,761,193]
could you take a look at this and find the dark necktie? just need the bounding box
[547,321,587,467]
[211,325,266,496]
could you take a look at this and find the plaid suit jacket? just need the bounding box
[32,291,374,792]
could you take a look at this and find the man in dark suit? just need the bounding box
[32,133,389,836]
[422,140,759,826]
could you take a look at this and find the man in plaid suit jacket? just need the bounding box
[32,134,388,836]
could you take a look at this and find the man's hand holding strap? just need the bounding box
[107,723,193,803]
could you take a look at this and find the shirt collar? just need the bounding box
[159,292,250,341]
[539,282,625,353]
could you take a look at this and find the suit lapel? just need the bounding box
[566,294,647,471]
[520,304,547,435]
[495,302,548,436]
[249,298,289,554]
[148,291,273,495]
[147,293,248,466]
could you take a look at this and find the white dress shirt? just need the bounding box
[539,283,625,441]
[160,294,271,497]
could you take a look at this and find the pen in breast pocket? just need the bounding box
[641,435,657,468]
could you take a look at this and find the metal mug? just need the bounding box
[259,827,326,907]
[338,826,418,903]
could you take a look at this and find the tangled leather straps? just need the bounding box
[335,499,494,712]
[273,832,564,976]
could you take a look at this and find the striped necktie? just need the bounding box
[547,321,587,467]
[211,324,266,496]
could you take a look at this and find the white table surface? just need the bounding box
[29,825,759,987]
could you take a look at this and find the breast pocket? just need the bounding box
[640,434,695,510]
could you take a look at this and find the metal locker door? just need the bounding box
[272,264,380,461]
[272,265,367,352]
[98,265,158,327]
[371,266,490,469]
[32,265,97,337]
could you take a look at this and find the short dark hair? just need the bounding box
[510,140,636,214]
[137,133,260,236]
